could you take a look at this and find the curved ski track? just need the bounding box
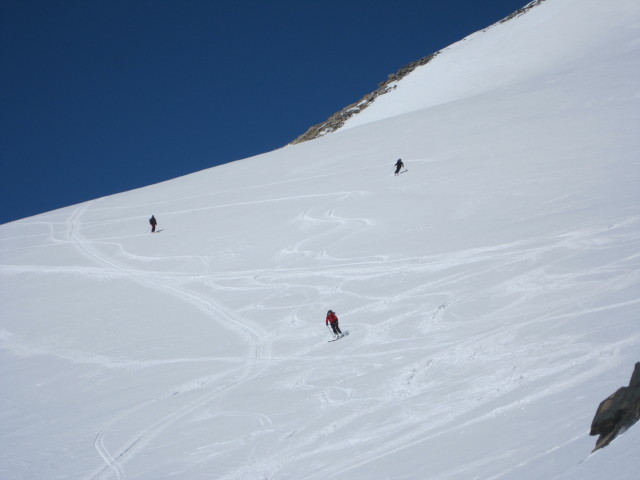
[51,204,270,480]
[3,198,640,479]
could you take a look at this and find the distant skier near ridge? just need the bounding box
[149,215,157,233]
[326,310,342,337]
[394,158,405,176]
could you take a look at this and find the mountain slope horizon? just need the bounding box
[291,0,551,144]
[1,0,639,478]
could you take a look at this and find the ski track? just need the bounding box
[94,431,127,480]
[296,337,636,480]
[48,204,272,479]
[235,222,638,478]
[3,194,639,479]
[213,218,638,479]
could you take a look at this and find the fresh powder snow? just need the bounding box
[1,0,639,479]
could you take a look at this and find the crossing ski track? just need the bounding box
[40,197,638,480]
[57,204,272,479]
[3,183,639,478]
[56,191,399,478]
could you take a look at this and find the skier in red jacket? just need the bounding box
[326,310,342,336]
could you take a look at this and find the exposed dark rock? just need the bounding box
[499,0,548,24]
[288,0,549,145]
[590,362,640,451]
[289,52,439,145]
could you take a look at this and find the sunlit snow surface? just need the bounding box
[1,0,639,478]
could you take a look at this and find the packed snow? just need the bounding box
[1,0,639,479]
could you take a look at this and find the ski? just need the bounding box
[328,331,348,342]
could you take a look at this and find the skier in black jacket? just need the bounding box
[394,158,404,176]
[149,215,157,233]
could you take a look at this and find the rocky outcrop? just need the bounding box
[289,52,439,145]
[289,0,549,145]
[590,362,640,451]
[499,0,548,24]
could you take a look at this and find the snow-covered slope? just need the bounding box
[1,0,639,479]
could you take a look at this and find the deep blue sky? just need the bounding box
[1,0,526,224]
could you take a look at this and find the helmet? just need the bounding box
[327,310,334,315]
